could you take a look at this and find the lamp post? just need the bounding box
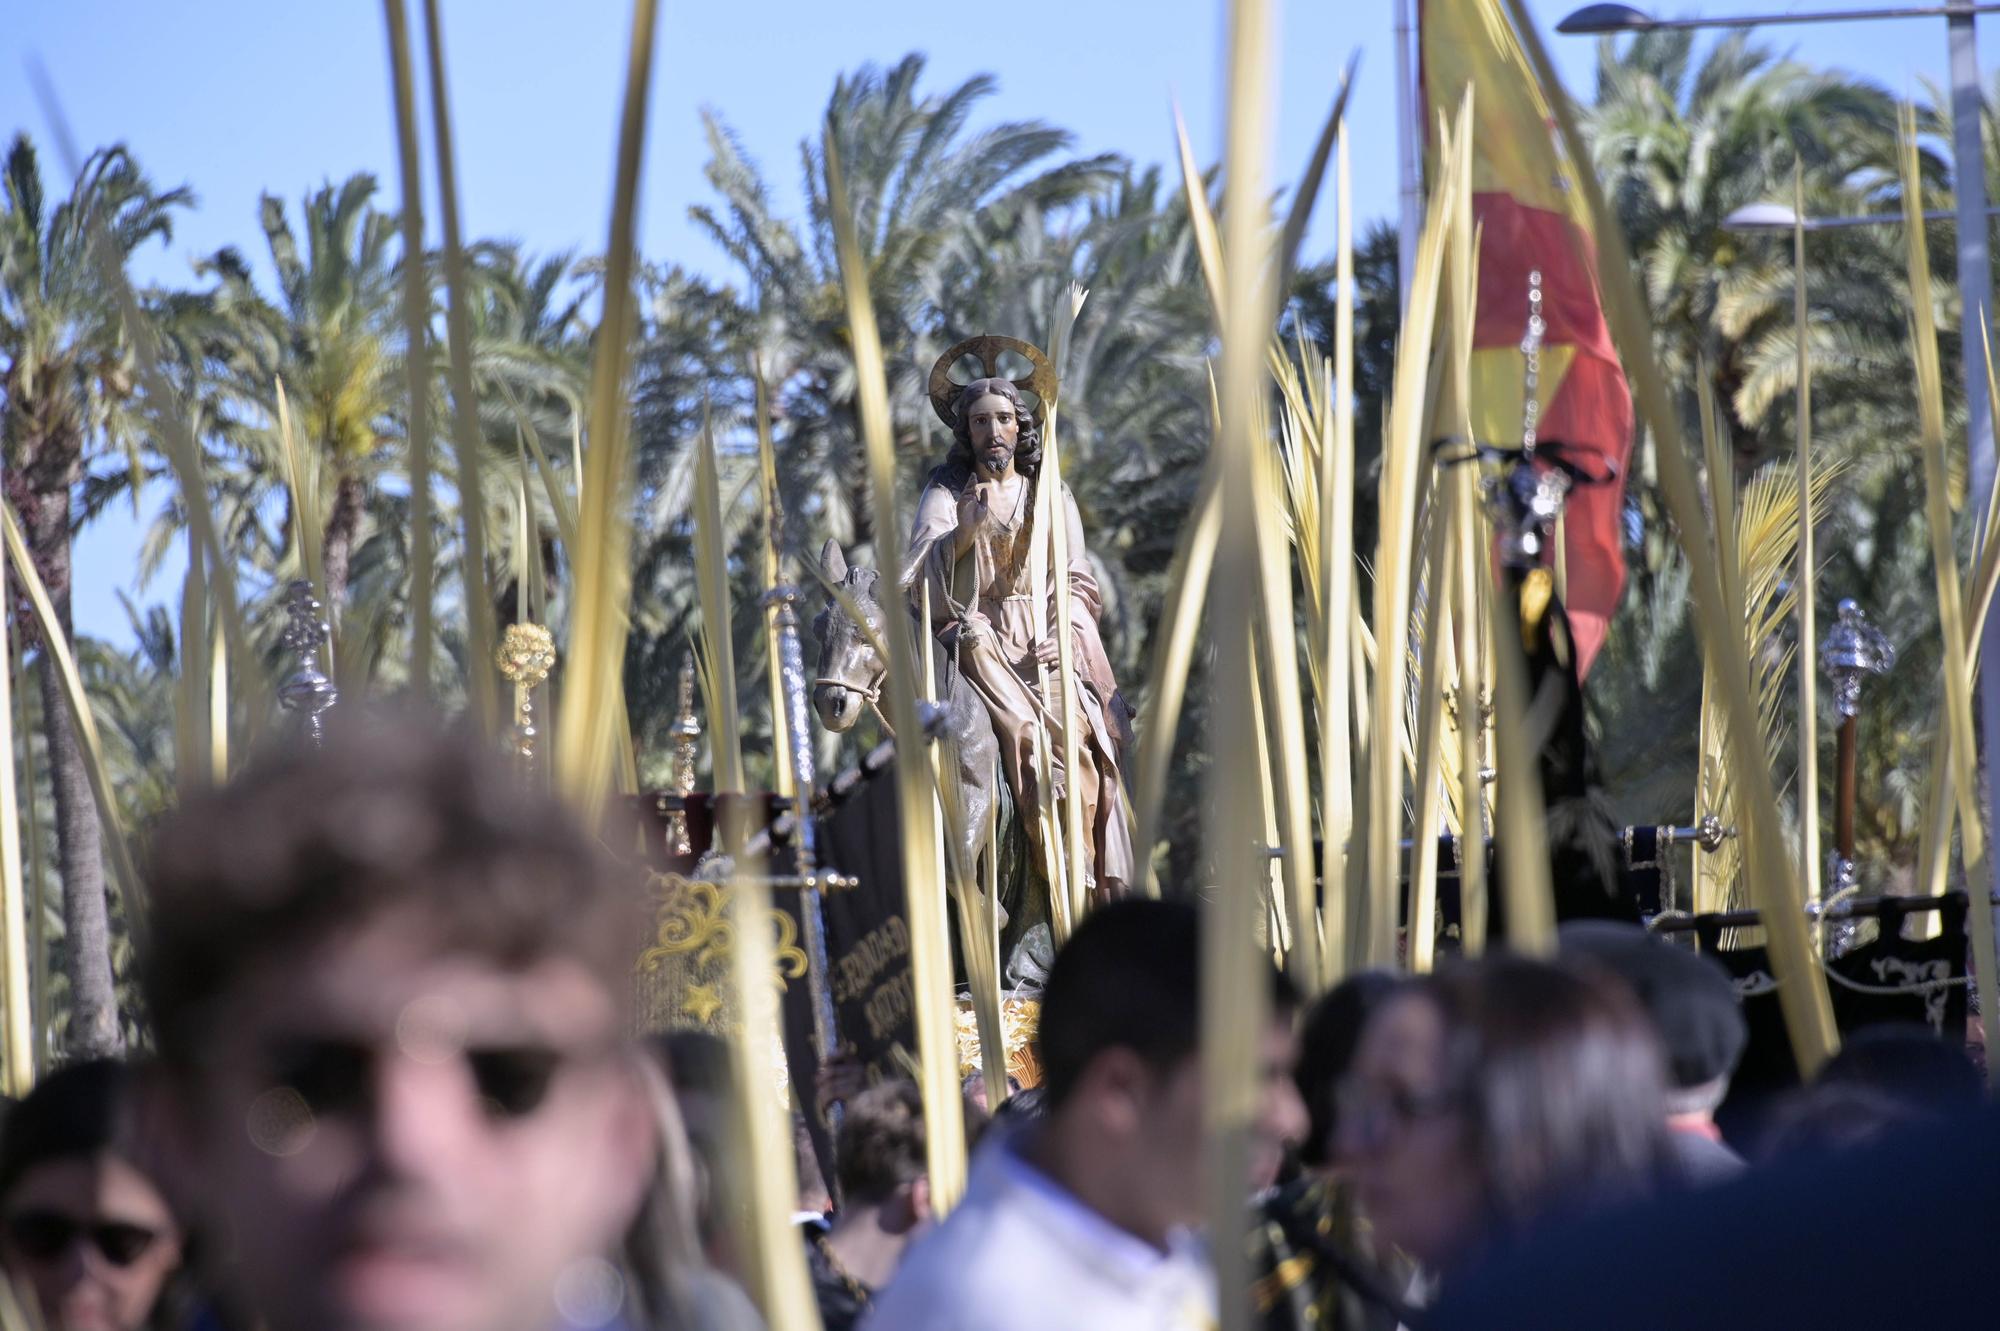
[1560,4,1996,504]
[1723,197,2000,924]
[1560,2,2000,30]
[1567,0,2000,930]
[1721,202,1971,231]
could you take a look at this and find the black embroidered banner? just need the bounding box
[1692,894,1971,1142]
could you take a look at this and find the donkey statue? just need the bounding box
[809,539,1041,964]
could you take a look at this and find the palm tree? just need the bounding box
[199,174,407,626]
[690,53,1120,559]
[84,599,180,829]
[646,59,1366,863]
[623,263,757,773]
[1585,30,1917,462]
[618,56,1125,781]
[463,245,591,632]
[151,216,587,701]
[1580,33,1970,883]
[0,134,189,1056]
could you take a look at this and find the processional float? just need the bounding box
[622,335,1077,1140]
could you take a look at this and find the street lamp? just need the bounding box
[1557,3,1656,29]
[1556,4,1997,497]
[1720,201,1969,231]
[1560,2,2000,32]
[1561,0,2000,934]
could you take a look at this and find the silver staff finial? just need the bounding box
[666,658,700,857]
[1818,599,1894,957]
[277,580,337,744]
[1819,599,1895,718]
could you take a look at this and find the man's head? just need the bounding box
[142,711,655,1331]
[1559,921,1746,1120]
[947,377,1042,482]
[1035,900,1305,1240]
[833,1082,932,1236]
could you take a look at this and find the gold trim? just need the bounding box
[641,873,811,1022]
[926,334,1056,427]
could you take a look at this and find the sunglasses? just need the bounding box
[264,1037,573,1123]
[3,1212,162,1268]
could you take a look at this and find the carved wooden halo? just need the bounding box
[927,334,1057,428]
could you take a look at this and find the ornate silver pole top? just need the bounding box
[276,580,338,745]
[667,657,700,858]
[1485,270,1570,570]
[1819,598,1895,718]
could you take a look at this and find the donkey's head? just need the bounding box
[811,538,890,733]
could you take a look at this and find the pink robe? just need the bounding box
[902,470,1135,899]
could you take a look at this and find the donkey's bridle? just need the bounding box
[813,666,892,734]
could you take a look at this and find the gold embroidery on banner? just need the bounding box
[681,982,724,1025]
[642,872,810,1024]
[644,875,731,973]
[769,907,809,984]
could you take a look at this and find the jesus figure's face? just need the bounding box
[966,392,1020,480]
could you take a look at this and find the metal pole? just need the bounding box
[765,585,840,1066]
[1396,0,1422,307]
[1948,1,2000,942]
[1950,5,1994,507]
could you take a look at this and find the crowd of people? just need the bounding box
[0,712,1991,1331]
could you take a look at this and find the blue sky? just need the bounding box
[0,1,1968,646]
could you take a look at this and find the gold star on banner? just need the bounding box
[681,983,723,1025]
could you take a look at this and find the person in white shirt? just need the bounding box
[863,898,1307,1331]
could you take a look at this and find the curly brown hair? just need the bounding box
[141,708,646,1069]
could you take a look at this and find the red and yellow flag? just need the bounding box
[1421,0,1634,676]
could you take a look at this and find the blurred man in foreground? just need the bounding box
[141,713,658,1331]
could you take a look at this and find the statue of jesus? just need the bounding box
[901,360,1135,901]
